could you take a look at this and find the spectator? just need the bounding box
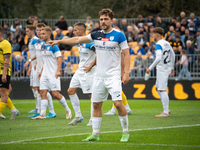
[59,36,73,51]
[10,18,23,33]
[120,19,127,32]
[182,29,190,47]
[148,42,156,57]
[3,27,11,42]
[170,17,177,29]
[196,28,200,51]
[137,31,148,45]
[55,16,68,30]
[166,36,173,47]
[61,53,68,75]
[128,42,135,55]
[85,16,94,31]
[112,18,118,27]
[175,22,181,32]
[176,50,192,81]
[180,26,186,36]
[146,14,155,27]
[26,16,37,25]
[186,40,195,67]
[144,51,156,77]
[181,18,188,28]
[187,13,198,26]
[143,23,150,42]
[16,34,24,51]
[131,24,139,36]
[65,62,74,75]
[175,29,181,39]
[131,52,144,78]
[156,16,169,33]
[136,15,145,28]
[137,42,145,55]
[125,26,135,42]
[172,36,183,54]
[14,55,24,77]
[21,45,28,62]
[55,28,64,40]
[67,50,79,64]
[13,26,24,38]
[165,25,175,40]
[177,11,186,22]
[11,37,20,52]
[91,22,101,32]
[189,33,196,48]
[66,26,74,38]
[188,21,196,35]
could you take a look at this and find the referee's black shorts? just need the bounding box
[0,75,10,89]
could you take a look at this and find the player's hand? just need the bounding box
[27,69,31,76]
[24,61,29,68]
[122,73,129,84]
[146,68,151,74]
[47,40,59,47]
[38,72,42,79]
[83,66,91,73]
[2,75,7,83]
[169,69,174,77]
[121,72,124,80]
[55,71,61,78]
[34,63,37,71]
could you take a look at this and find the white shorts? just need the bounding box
[91,76,122,103]
[40,75,61,91]
[30,68,40,87]
[69,69,95,94]
[156,71,170,91]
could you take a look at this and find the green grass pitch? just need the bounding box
[0,100,200,150]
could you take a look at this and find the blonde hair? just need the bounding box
[41,26,52,33]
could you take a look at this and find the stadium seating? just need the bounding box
[12,51,21,56]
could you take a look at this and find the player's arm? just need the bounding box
[84,56,96,73]
[169,47,175,76]
[48,36,91,46]
[146,44,162,74]
[38,67,43,79]
[122,48,130,84]
[2,54,10,83]
[24,55,36,68]
[56,56,62,78]
[121,53,125,79]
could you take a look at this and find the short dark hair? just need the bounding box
[99,8,114,19]
[0,26,3,33]
[26,25,36,31]
[73,22,86,32]
[152,27,164,36]
[22,45,28,50]
[36,23,46,28]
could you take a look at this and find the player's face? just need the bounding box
[36,27,42,38]
[26,28,32,38]
[40,30,49,42]
[73,26,82,36]
[99,15,112,31]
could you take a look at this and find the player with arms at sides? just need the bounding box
[24,23,55,118]
[32,26,71,119]
[104,52,132,115]
[48,8,130,142]
[67,22,96,126]
[0,26,19,119]
[146,27,175,117]
[25,25,40,114]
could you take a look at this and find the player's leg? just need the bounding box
[87,93,93,126]
[122,91,132,115]
[29,87,40,118]
[155,72,170,117]
[51,91,71,119]
[46,91,56,118]
[0,87,8,119]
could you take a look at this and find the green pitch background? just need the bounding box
[0,100,200,150]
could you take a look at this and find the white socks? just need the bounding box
[111,107,116,112]
[37,94,41,114]
[59,96,70,112]
[90,102,93,120]
[34,90,38,110]
[47,92,55,114]
[119,115,129,133]
[124,104,131,111]
[41,99,48,116]
[160,91,169,115]
[69,93,82,117]
[92,117,102,137]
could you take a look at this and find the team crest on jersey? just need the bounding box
[47,47,50,51]
[109,36,114,41]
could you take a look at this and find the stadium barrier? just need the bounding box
[10,79,200,100]
[11,54,200,80]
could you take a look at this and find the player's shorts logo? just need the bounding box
[109,36,114,41]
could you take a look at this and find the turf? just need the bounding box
[0,100,200,150]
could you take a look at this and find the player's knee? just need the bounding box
[93,103,101,110]
[113,101,123,109]
[67,88,75,95]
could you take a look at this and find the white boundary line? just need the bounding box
[1,124,200,145]
[19,142,200,148]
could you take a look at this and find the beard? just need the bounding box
[101,24,110,30]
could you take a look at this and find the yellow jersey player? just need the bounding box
[0,26,19,119]
[104,52,132,115]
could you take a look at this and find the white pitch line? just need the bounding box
[19,142,200,148]
[1,124,200,145]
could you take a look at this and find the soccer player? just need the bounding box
[24,23,55,118]
[146,27,175,117]
[67,23,95,126]
[25,25,40,114]
[0,26,19,120]
[48,8,130,142]
[32,26,71,119]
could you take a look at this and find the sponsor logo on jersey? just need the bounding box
[109,36,114,41]
[101,38,109,41]
[79,45,83,48]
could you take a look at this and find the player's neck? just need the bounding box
[45,38,51,44]
[31,34,35,39]
[156,37,162,42]
[103,26,113,33]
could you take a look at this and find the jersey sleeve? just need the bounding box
[118,32,128,50]
[88,42,95,52]
[155,44,162,51]
[52,45,61,57]
[87,34,93,42]
[3,41,12,54]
